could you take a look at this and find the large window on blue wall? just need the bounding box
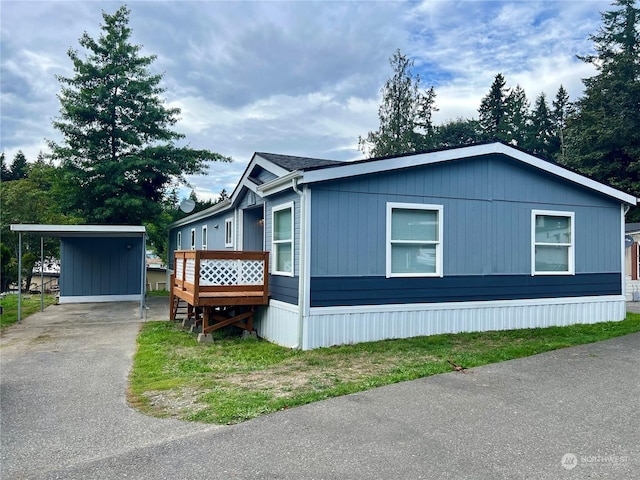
[386,202,443,277]
[272,202,294,276]
[532,210,574,275]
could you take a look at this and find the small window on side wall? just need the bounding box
[532,210,574,275]
[176,231,182,250]
[386,202,443,278]
[190,228,196,250]
[225,218,234,248]
[202,225,208,250]
[272,202,294,276]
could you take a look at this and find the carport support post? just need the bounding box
[17,232,22,323]
[139,233,146,319]
[40,236,44,312]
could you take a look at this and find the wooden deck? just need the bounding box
[170,250,269,337]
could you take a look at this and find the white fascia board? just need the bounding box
[300,142,637,206]
[257,171,302,196]
[169,199,232,228]
[494,143,637,206]
[229,154,292,204]
[10,224,146,236]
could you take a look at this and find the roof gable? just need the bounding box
[298,142,636,206]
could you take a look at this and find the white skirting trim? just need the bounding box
[59,294,142,304]
[254,300,300,348]
[302,295,626,350]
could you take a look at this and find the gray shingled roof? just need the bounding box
[256,152,343,172]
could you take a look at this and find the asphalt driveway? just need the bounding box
[1,299,638,479]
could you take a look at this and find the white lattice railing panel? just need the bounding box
[240,260,264,285]
[175,260,183,280]
[200,259,264,286]
[185,259,195,283]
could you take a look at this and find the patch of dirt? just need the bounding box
[141,387,211,419]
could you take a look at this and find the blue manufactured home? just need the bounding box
[169,142,636,349]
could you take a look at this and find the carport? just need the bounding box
[10,224,147,320]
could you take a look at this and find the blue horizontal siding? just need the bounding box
[270,274,298,305]
[309,273,621,307]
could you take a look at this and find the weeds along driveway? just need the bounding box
[0,299,217,479]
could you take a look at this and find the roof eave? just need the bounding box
[168,199,232,228]
[300,142,637,206]
[256,171,303,196]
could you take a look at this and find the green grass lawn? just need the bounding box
[129,312,640,425]
[0,294,58,329]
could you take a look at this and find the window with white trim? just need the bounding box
[386,202,443,277]
[202,225,208,250]
[190,228,196,250]
[272,202,294,276]
[224,218,234,247]
[532,210,574,275]
[176,231,182,250]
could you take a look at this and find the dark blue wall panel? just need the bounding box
[60,237,142,296]
[310,273,621,307]
[269,274,298,305]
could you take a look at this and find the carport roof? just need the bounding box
[10,224,146,237]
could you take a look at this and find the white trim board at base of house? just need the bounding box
[58,294,143,304]
[301,295,626,350]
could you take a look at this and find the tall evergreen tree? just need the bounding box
[0,153,10,182]
[565,0,640,218]
[359,49,437,158]
[9,151,29,180]
[527,92,554,158]
[551,85,571,162]
[503,84,530,146]
[478,73,509,140]
[49,6,230,225]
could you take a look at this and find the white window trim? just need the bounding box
[531,209,575,276]
[190,228,196,250]
[201,225,208,250]
[272,201,294,277]
[224,218,234,248]
[176,231,182,251]
[386,202,444,278]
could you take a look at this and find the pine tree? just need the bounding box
[503,84,530,146]
[478,73,509,140]
[565,0,640,217]
[527,92,554,158]
[551,85,571,162]
[49,6,230,225]
[9,151,29,180]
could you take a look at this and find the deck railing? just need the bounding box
[172,250,270,307]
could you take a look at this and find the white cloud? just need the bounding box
[0,0,615,201]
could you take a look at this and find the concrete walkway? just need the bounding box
[1,300,638,479]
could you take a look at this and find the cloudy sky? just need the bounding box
[1,0,611,201]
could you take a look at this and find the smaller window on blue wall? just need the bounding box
[272,202,294,276]
[225,218,234,247]
[386,202,443,278]
[190,228,196,250]
[532,210,574,275]
[202,225,208,250]
[177,231,182,251]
